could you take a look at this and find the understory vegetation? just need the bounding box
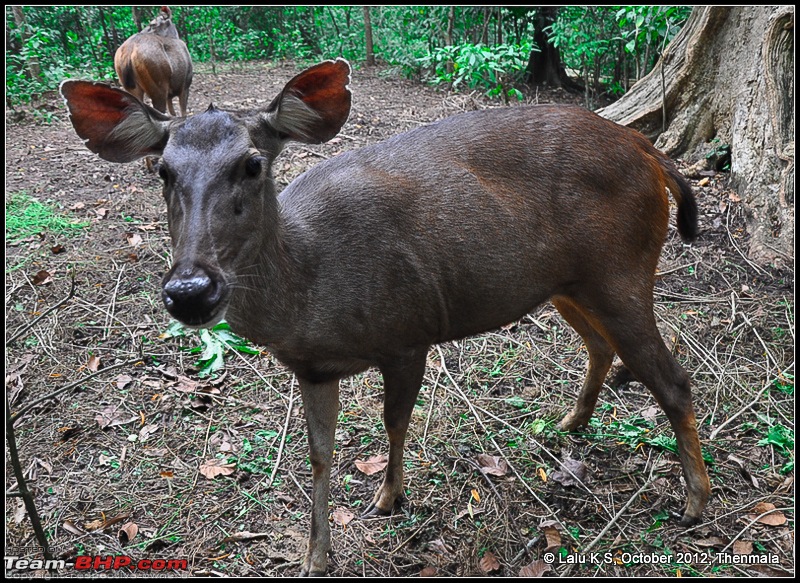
[7,6,690,109]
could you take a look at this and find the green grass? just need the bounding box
[6,191,89,245]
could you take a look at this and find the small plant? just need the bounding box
[160,320,260,377]
[757,423,794,474]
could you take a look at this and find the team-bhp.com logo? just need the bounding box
[5,555,188,573]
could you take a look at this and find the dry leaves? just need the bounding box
[551,458,589,487]
[332,508,355,527]
[519,559,551,577]
[478,551,501,574]
[200,458,236,479]
[355,454,388,476]
[746,501,787,526]
[118,521,138,544]
[475,453,509,477]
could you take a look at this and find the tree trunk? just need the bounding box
[524,7,581,92]
[363,6,375,66]
[597,6,794,266]
[11,6,41,79]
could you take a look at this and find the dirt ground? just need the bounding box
[5,61,794,577]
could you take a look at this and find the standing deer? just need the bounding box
[60,59,710,576]
[114,6,192,117]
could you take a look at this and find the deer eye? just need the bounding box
[245,156,265,178]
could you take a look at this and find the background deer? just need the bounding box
[60,59,710,576]
[113,6,192,117]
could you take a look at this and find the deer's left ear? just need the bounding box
[261,58,352,144]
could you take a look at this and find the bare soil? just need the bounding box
[5,61,794,577]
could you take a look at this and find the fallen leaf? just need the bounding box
[63,520,85,535]
[174,376,200,392]
[479,551,501,573]
[732,540,753,555]
[747,502,786,526]
[200,459,236,479]
[695,536,726,548]
[519,559,551,577]
[542,525,561,553]
[727,454,759,488]
[50,244,66,254]
[138,424,160,442]
[475,453,509,477]
[332,508,355,527]
[118,522,138,544]
[551,458,589,487]
[126,232,143,246]
[160,470,174,479]
[116,374,134,390]
[355,454,388,476]
[13,499,26,524]
[427,538,452,555]
[32,270,52,285]
[419,566,437,576]
[96,404,138,429]
[87,354,101,372]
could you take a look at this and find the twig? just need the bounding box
[268,376,296,488]
[104,262,126,341]
[6,272,76,346]
[10,357,143,423]
[709,365,794,440]
[5,395,52,563]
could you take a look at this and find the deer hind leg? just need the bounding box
[363,349,428,517]
[567,291,710,525]
[552,296,616,431]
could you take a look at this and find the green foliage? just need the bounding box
[548,6,690,104]
[420,43,531,101]
[6,6,691,109]
[161,320,260,378]
[757,423,794,474]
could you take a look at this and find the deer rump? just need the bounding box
[113,10,192,116]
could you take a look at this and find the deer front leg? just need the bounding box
[363,351,427,516]
[298,378,340,576]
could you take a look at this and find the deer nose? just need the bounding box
[162,265,225,326]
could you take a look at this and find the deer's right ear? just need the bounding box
[262,58,352,144]
[60,80,172,163]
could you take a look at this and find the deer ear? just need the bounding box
[60,80,172,163]
[264,58,352,144]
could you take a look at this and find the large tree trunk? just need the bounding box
[597,6,794,267]
[524,7,580,92]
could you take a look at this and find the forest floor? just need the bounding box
[5,61,794,577]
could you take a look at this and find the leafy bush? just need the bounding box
[419,43,532,101]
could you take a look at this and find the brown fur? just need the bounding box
[61,59,710,576]
[113,6,193,116]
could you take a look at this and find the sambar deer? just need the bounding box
[113,6,192,117]
[60,59,710,575]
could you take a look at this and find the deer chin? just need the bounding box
[171,306,228,330]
